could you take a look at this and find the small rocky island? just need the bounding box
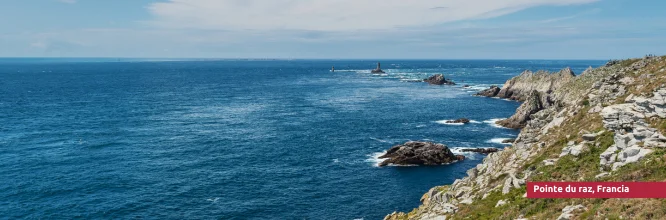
[424,74,456,85]
[378,141,464,167]
[445,118,470,124]
[371,62,385,73]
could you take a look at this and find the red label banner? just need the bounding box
[527,182,666,198]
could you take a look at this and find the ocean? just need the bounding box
[0,59,604,219]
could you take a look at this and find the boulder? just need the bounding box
[378,141,462,167]
[424,74,455,85]
[502,139,516,144]
[446,118,471,124]
[476,86,501,97]
[461,148,500,154]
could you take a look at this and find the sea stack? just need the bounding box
[371,62,385,73]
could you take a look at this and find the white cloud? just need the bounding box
[147,0,598,31]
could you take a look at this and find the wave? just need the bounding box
[435,119,481,125]
[435,120,465,125]
[486,138,513,145]
[370,137,392,143]
[484,118,510,129]
[464,84,493,91]
[366,151,388,167]
[450,147,479,160]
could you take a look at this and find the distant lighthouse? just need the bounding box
[371,62,385,73]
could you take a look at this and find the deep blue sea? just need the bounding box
[0,59,604,219]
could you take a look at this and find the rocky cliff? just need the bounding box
[386,55,666,220]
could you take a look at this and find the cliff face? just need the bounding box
[386,55,666,220]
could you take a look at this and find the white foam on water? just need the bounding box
[206,198,220,203]
[435,120,465,126]
[366,151,388,167]
[450,147,478,160]
[486,138,513,145]
[370,137,391,143]
[333,159,340,163]
[470,120,482,124]
[484,118,510,129]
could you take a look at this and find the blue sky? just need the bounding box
[1,0,664,59]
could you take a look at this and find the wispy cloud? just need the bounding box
[540,8,602,23]
[146,0,599,31]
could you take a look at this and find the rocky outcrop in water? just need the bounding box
[424,74,455,85]
[445,118,470,124]
[476,85,500,97]
[371,62,385,74]
[378,141,462,167]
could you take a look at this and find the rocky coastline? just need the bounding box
[385,55,666,219]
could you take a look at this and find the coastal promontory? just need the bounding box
[386,55,666,220]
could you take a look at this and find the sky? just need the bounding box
[0,0,665,59]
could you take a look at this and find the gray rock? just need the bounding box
[497,90,545,129]
[543,159,558,166]
[595,172,610,179]
[582,133,598,141]
[558,205,586,220]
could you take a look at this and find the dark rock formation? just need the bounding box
[463,85,471,88]
[446,118,471,124]
[497,90,545,129]
[460,148,500,154]
[476,86,501,97]
[424,74,455,85]
[371,62,385,73]
[502,139,516,144]
[378,141,462,167]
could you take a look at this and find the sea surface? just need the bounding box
[0,59,604,219]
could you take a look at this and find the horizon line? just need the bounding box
[0,56,616,61]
